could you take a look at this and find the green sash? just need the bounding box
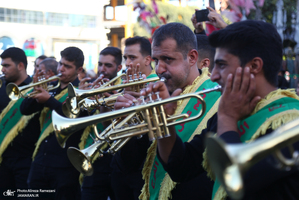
[32,89,68,159]
[212,96,299,200]
[141,71,221,200]
[0,88,36,163]
[84,123,105,148]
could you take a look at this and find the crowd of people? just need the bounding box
[0,6,299,200]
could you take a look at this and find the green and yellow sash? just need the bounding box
[210,89,299,200]
[140,68,221,200]
[32,89,68,159]
[0,88,37,164]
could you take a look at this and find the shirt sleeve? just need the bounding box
[20,98,44,115]
[157,113,218,182]
[44,96,63,115]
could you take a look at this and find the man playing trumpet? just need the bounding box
[155,20,299,199]
[115,23,221,200]
[79,47,123,200]
[0,47,36,195]
[21,47,84,199]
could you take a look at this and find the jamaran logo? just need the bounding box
[3,189,16,196]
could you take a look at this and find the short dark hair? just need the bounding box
[125,36,151,57]
[60,47,84,69]
[152,23,197,59]
[40,58,58,75]
[209,20,282,86]
[36,55,47,61]
[100,47,122,66]
[196,34,215,68]
[0,47,28,69]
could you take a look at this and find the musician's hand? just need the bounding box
[191,10,204,34]
[32,87,51,104]
[140,81,182,115]
[217,66,261,136]
[114,94,137,110]
[79,77,92,89]
[206,7,227,29]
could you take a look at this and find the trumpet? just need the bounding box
[63,73,160,118]
[67,114,136,175]
[0,74,5,88]
[6,74,61,100]
[53,85,221,148]
[206,118,299,200]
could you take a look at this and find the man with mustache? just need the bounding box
[115,23,221,200]
[21,46,84,199]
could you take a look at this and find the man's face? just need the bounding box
[57,57,81,84]
[152,38,190,94]
[98,54,119,80]
[210,48,241,92]
[35,58,43,71]
[124,43,147,70]
[1,58,20,83]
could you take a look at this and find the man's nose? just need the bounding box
[155,60,166,75]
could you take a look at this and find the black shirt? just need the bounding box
[0,76,31,113]
[20,78,84,168]
[1,75,40,158]
[158,113,299,200]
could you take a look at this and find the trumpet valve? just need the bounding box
[139,72,143,81]
[148,93,154,103]
[129,75,133,83]
[155,92,162,101]
[140,96,146,105]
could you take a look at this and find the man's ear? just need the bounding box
[198,58,210,69]
[188,49,198,67]
[76,66,83,74]
[17,62,25,71]
[117,64,122,73]
[248,57,263,75]
[144,55,152,66]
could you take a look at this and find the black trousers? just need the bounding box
[0,156,32,200]
[27,162,81,200]
[111,170,144,200]
[81,159,115,200]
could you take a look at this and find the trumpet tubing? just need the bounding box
[206,117,299,200]
[64,75,160,117]
[6,73,61,100]
[53,85,221,148]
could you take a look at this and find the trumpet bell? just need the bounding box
[67,147,94,176]
[67,140,106,176]
[206,117,299,200]
[6,83,20,101]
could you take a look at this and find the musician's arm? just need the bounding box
[157,113,218,182]
[20,97,44,115]
[44,96,64,116]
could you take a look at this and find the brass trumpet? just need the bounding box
[6,74,62,100]
[53,85,221,148]
[67,113,137,175]
[63,73,160,118]
[206,118,299,200]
